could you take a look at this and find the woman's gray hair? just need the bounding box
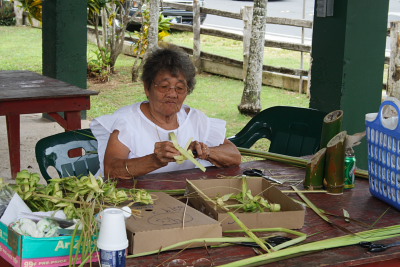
[141,46,196,94]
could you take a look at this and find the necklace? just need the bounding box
[148,106,179,142]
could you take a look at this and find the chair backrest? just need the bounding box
[229,106,327,157]
[35,128,99,182]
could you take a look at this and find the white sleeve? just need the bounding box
[90,112,134,176]
[206,118,227,147]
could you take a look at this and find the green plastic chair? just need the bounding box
[229,106,327,157]
[35,128,99,182]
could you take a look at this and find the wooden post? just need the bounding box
[241,6,253,81]
[299,0,306,94]
[310,0,389,170]
[238,0,267,116]
[42,0,88,119]
[387,21,400,99]
[42,0,87,89]
[306,58,312,97]
[147,0,159,54]
[193,0,202,73]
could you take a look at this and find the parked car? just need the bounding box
[126,0,207,32]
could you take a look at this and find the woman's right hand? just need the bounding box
[153,141,180,165]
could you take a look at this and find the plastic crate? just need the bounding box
[366,97,400,210]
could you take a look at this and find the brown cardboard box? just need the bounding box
[125,192,222,255]
[186,178,305,231]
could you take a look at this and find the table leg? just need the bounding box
[6,114,20,179]
[65,111,82,131]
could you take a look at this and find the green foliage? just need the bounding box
[216,177,281,213]
[0,0,15,26]
[87,0,103,25]
[132,9,172,56]
[12,170,154,219]
[14,0,42,24]
[88,47,112,83]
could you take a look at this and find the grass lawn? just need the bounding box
[0,25,311,151]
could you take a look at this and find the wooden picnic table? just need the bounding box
[0,70,98,178]
[0,159,399,266]
[114,159,400,267]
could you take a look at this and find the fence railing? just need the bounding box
[121,1,397,94]
[129,1,314,92]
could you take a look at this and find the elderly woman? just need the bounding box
[90,46,241,179]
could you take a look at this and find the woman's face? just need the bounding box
[145,70,189,117]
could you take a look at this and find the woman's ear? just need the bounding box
[144,83,151,98]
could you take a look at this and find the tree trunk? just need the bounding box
[193,0,202,73]
[387,21,400,99]
[241,6,253,81]
[13,1,24,26]
[109,2,128,73]
[238,0,267,116]
[131,1,145,82]
[147,0,159,55]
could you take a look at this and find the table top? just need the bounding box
[0,70,98,101]
[116,159,400,267]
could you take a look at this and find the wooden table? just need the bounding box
[0,159,399,267]
[116,160,400,267]
[0,70,98,178]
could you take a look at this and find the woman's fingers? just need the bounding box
[190,141,210,160]
[154,141,180,163]
[156,140,211,164]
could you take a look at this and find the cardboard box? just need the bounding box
[0,220,97,267]
[186,178,305,231]
[125,192,222,255]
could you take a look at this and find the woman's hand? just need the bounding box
[189,139,241,168]
[189,141,210,160]
[153,141,180,164]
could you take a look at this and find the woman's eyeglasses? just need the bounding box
[154,82,188,95]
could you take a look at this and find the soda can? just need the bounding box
[100,249,126,267]
[344,155,356,189]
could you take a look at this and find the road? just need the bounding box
[203,0,400,45]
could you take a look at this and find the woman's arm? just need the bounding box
[190,139,242,168]
[103,130,180,179]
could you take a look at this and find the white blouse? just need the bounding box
[90,101,227,176]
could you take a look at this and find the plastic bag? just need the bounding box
[0,179,16,218]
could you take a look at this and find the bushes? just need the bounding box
[0,1,15,26]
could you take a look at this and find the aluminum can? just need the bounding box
[100,249,126,267]
[344,155,356,189]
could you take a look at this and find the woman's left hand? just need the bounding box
[189,139,242,168]
[189,141,210,161]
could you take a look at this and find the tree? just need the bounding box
[90,0,134,73]
[238,0,267,116]
[12,0,42,25]
[131,0,171,82]
[146,0,159,54]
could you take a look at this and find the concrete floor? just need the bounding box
[0,114,91,184]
